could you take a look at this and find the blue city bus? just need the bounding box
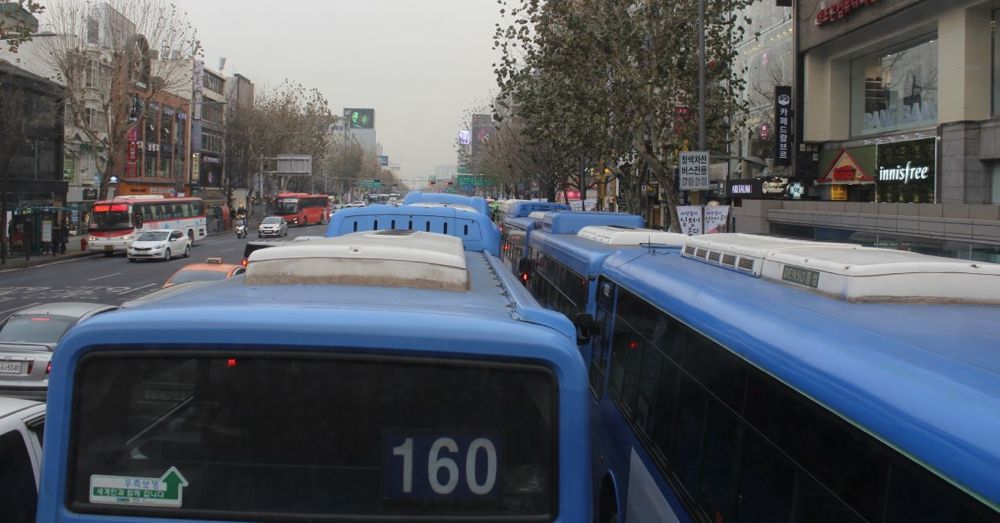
[524,226,686,363]
[587,234,1000,522]
[326,204,501,256]
[515,211,645,290]
[507,201,571,220]
[500,213,547,277]
[402,191,490,217]
[37,231,591,522]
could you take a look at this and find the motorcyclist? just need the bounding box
[235,217,247,238]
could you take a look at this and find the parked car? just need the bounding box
[257,216,288,238]
[127,229,192,261]
[0,302,117,399]
[163,257,246,288]
[0,397,44,523]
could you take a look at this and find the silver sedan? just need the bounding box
[0,302,117,399]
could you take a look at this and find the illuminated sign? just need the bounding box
[816,0,879,26]
[345,108,375,129]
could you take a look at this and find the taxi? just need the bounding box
[162,257,246,288]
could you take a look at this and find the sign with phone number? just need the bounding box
[383,432,503,501]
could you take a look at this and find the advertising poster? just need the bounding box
[704,205,730,234]
[677,206,703,236]
[42,219,52,243]
[875,138,936,203]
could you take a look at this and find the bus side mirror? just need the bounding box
[134,211,143,228]
[574,313,595,345]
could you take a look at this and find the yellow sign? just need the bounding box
[831,185,848,201]
[190,153,200,184]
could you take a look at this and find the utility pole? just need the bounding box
[697,0,706,151]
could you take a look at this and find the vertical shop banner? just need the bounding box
[677,206,704,236]
[774,86,792,166]
[704,205,730,234]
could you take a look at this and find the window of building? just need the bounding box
[851,35,938,136]
[992,163,1000,204]
[86,17,99,45]
[993,9,1000,115]
[203,72,225,93]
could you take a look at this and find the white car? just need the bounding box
[127,229,191,261]
[258,216,288,238]
[0,397,44,521]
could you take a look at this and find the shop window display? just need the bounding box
[851,36,938,136]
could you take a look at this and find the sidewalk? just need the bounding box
[0,235,96,271]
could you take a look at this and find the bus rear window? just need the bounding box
[69,352,557,520]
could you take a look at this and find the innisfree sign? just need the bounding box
[89,467,189,508]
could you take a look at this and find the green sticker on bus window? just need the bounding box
[89,466,188,507]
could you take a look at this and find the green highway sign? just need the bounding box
[89,467,189,507]
[360,181,382,189]
[456,166,469,174]
[457,175,474,186]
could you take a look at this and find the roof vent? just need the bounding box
[578,226,687,247]
[245,231,468,291]
[683,234,1000,303]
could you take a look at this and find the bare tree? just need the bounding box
[36,0,199,200]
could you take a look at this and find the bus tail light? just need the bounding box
[226,358,238,368]
[46,361,52,375]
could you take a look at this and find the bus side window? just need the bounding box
[140,205,153,223]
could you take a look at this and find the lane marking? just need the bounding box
[88,272,123,282]
[117,283,158,295]
[0,302,41,317]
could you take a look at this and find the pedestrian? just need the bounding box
[59,220,68,254]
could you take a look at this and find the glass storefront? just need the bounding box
[772,223,1000,264]
[851,35,938,136]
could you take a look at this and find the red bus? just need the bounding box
[87,195,207,255]
[273,193,331,226]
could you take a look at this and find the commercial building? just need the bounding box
[0,60,67,253]
[733,0,1000,262]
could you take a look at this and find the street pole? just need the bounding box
[697,0,706,151]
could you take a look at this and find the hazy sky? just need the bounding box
[174,0,501,183]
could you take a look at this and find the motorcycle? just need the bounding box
[235,222,247,239]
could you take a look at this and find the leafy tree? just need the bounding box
[493,0,753,229]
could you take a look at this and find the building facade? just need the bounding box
[0,61,67,253]
[733,0,1000,262]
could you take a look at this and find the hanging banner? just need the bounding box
[677,206,704,236]
[704,205,730,234]
[679,152,710,190]
[774,86,792,166]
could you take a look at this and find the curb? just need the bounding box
[0,250,98,271]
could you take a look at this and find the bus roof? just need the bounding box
[530,226,681,277]
[61,247,575,350]
[507,201,571,218]
[402,191,489,216]
[601,249,1000,508]
[502,215,543,232]
[541,211,645,234]
[326,204,500,256]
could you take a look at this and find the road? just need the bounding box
[0,223,328,320]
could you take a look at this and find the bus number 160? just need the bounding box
[385,433,502,499]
